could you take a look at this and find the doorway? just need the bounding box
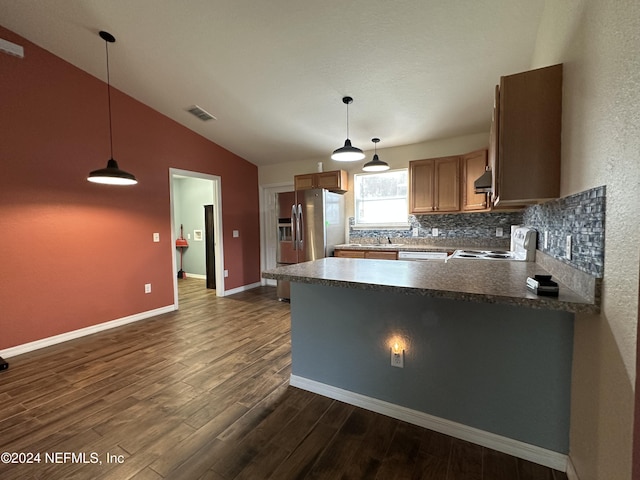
[204,204,215,290]
[169,168,225,308]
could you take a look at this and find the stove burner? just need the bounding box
[485,254,511,258]
[458,254,480,258]
[488,250,510,255]
[460,250,484,254]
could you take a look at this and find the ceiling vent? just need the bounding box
[186,105,217,121]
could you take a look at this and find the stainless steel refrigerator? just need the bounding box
[276,189,345,299]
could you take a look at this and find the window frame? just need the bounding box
[352,168,410,230]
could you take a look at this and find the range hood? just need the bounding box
[474,168,492,193]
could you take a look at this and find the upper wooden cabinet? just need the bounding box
[409,156,460,214]
[462,149,489,211]
[492,64,563,206]
[294,170,348,193]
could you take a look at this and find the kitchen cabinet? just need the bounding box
[409,156,460,214]
[294,170,348,193]
[491,64,562,206]
[334,249,398,260]
[462,149,489,211]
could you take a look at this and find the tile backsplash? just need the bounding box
[523,186,605,277]
[349,185,605,278]
[349,211,523,248]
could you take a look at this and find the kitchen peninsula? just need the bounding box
[262,257,596,470]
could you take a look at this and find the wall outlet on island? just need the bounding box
[391,349,404,368]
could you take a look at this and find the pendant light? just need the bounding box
[88,31,137,186]
[331,96,365,161]
[362,138,390,172]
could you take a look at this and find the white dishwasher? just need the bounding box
[398,251,448,261]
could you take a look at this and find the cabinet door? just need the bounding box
[294,174,315,191]
[489,85,500,206]
[334,249,365,258]
[434,156,460,212]
[316,170,348,193]
[364,251,398,260]
[497,64,562,205]
[462,149,489,211]
[409,159,435,214]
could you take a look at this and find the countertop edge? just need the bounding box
[261,270,598,314]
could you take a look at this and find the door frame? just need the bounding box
[169,168,225,306]
[259,182,294,286]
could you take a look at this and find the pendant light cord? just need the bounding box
[345,101,349,139]
[105,40,114,159]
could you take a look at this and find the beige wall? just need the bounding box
[532,0,640,478]
[259,132,489,220]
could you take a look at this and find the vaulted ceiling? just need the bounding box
[0,1,546,166]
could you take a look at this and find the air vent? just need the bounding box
[186,105,217,121]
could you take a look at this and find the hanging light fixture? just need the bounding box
[363,138,390,172]
[88,31,137,186]
[331,96,365,161]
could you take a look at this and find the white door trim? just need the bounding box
[259,182,294,286]
[169,168,225,306]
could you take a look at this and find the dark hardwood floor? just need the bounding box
[0,278,568,479]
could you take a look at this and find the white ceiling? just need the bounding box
[0,0,546,166]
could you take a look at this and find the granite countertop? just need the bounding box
[262,257,597,314]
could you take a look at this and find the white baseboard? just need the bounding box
[183,273,206,280]
[566,457,579,480]
[224,282,262,296]
[290,375,568,472]
[0,305,176,358]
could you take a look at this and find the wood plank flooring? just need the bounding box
[0,278,568,479]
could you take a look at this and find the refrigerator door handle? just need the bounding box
[297,204,304,251]
[291,204,297,250]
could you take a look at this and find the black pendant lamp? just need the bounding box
[331,96,365,161]
[362,138,390,172]
[88,31,137,186]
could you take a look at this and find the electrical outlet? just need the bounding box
[544,231,549,249]
[224,270,229,278]
[412,228,419,237]
[432,228,438,237]
[144,283,152,294]
[153,232,160,242]
[495,227,503,237]
[233,230,240,238]
[566,235,572,260]
[391,349,404,368]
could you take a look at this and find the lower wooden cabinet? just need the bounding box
[334,249,398,260]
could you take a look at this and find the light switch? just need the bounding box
[233,230,239,238]
[153,233,160,242]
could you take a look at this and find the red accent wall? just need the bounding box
[0,26,261,350]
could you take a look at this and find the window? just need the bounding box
[354,169,409,227]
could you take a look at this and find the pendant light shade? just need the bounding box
[362,138,390,172]
[331,96,365,161]
[88,31,137,186]
[88,158,138,185]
